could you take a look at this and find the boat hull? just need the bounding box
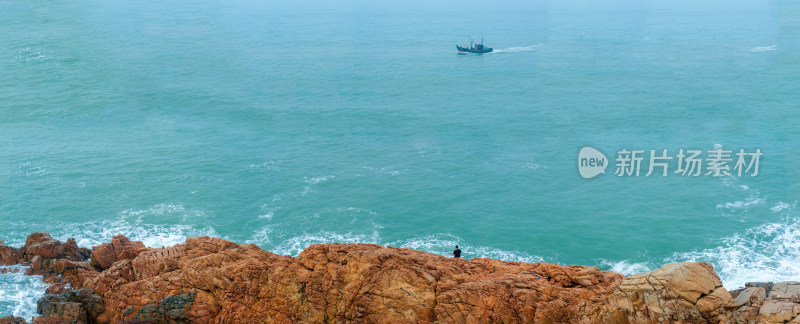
[456,45,493,54]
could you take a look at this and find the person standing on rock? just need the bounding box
[452,245,462,258]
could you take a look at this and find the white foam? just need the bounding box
[119,203,206,223]
[304,175,335,185]
[11,162,53,177]
[751,45,777,52]
[598,259,652,275]
[271,230,381,256]
[771,202,796,212]
[265,231,545,264]
[492,44,542,54]
[14,48,53,62]
[362,166,403,176]
[721,175,755,191]
[716,196,766,210]
[523,162,548,169]
[389,234,545,263]
[246,161,281,171]
[246,225,274,245]
[0,266,48,322]
[57,204,219,248]
[671,216,800,289]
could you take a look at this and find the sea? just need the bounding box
[2,0,799,319]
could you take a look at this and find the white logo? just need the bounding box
[578,147,608,179]
[577,146,762,178]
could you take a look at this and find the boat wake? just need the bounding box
[751,45,777,53]
[492,44,541,53]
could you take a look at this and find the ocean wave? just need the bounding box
[389,234,545,263]
[246,161,282,171]
[751,45,777,53]
[271,230,382,256]
[119,203,202,221]
[14,48,53,62]
[492,44,541,54]
[716,178,766,210]
[0,266,47,322]
[56,204,218,248]
[362,166,403,176]
[597,259,652,275]
[771,202,796,212]
[246,225,274,245]
[523,162,548,170]
[304,175,335,185]
[670,216,800,289]
[259,231,545,263]
[716,196,766,210]
[11,162,53,177]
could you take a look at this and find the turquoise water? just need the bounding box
[2,0,800,318]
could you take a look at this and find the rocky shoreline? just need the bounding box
[0,233,796,323]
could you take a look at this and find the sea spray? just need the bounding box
[0,266,48,322]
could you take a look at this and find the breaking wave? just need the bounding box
[389,233,546,263]
[0,266,47,322]
[598,259,653,275]
[271,230,381,256]
[57,204,219,248]
[671,212,800,289]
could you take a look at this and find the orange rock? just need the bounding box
[0,244,23,266]
[90,234,146,270]
[608,262,737,323]
[10,232,799,324]
[24,233,89,262]
[0,316,26,324]
[70,239,624,323]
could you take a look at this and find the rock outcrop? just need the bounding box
[608,262,737,323]
[35,289,104,324]
[4,232,800,323]
[0,233,89,267]
[82,238,624,323]
[89,235,145,270]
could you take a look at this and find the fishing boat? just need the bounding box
[457,38,493,54]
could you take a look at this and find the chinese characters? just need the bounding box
[613,148,761,177]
